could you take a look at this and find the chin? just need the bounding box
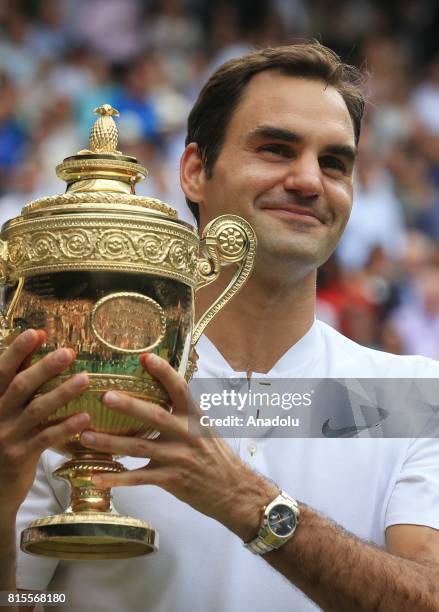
[262,248,322,274]
[266,233,322,257]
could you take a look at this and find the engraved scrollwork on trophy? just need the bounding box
[8,235,27,268]
[97,230,137,260]
[186,245,199,275]
[168,240,193,271]
[60,229,95,258]
[138,233,170,264]
[3,219,200,285]
[30,232,61,262]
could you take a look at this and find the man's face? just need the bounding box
[188,71,356,272]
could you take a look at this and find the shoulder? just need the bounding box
[315,320,439,378]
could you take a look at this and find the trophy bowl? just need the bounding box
[0,105,256,560]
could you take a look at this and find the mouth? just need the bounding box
[261,206,323,224]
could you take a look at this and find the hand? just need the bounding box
[0,329,90,517]
[80,354,277,541]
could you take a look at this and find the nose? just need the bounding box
[283,154,323,198]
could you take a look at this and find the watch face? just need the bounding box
[267,504,296,537]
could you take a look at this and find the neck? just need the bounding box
[195,265,316,373]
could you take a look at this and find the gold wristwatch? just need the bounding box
[244,490,300,555]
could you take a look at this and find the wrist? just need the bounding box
[0,504,19,531]
[223,476,279,542]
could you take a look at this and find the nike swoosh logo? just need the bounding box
[322,406,389,438]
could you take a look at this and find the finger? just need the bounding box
[11,372,90,438]
[92,466,172,489]
[19,330,47,372]
[29,411,91,455]
[102,391,190,440]
[140,353,189,414]
[0,347,76,418]
[80,430,181,463]
[0,329,42,394]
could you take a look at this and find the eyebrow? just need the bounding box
[247,125,302,144]
[247,125,357,162]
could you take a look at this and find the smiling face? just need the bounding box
[182,71,357,276]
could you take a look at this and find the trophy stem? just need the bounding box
[20,452,158,560]
[54,451,124,514]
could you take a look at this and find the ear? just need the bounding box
[180,143,206,205]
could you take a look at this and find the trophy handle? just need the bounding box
[0,239,23,345]
[191,214,257,348]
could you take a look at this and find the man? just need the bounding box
[1,43,439,611]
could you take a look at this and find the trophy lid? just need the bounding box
[0,105,199,286]
[20,104,178,219]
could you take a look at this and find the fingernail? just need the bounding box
[104,391,121,406]
[92,475,103,485]
[55,348,72,365]
[22,329,37,346]
[72,373,89,389]
[81,432,96,445]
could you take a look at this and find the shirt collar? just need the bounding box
[195,319,319,378]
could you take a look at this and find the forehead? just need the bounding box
[225,71,355,147]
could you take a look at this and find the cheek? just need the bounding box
[216,154,284,196]
[327,182,352,224]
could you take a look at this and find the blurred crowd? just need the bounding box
[0,0,439,357]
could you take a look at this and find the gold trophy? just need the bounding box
[0,105,256,560]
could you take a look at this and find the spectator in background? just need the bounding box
[389,141,438,231]
[28,97,82,195]
[0,160,45,226]
[412,55,439,137]
[70,0,143,64]
[0,73,27,196]
[112,56,160,143]
[390,266,439,359]
[337,129,406,270]
[317,254,378,346]
[0,9,37,86]
[144,0,205,90]
[74,54,120,140]
[27,0,70,62]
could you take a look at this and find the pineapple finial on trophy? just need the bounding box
[79,103,122,155]
[53,102,154,198]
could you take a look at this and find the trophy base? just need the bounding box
[20,512,158,560]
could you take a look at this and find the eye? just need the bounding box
[320,156,346,174]
[257,144,292,158]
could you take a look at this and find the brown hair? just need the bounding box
[185,41,365,225]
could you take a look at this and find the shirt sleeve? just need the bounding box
[16,451,66,590]
[385,436,439,530]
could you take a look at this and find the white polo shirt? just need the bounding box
[15,320,439,611]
